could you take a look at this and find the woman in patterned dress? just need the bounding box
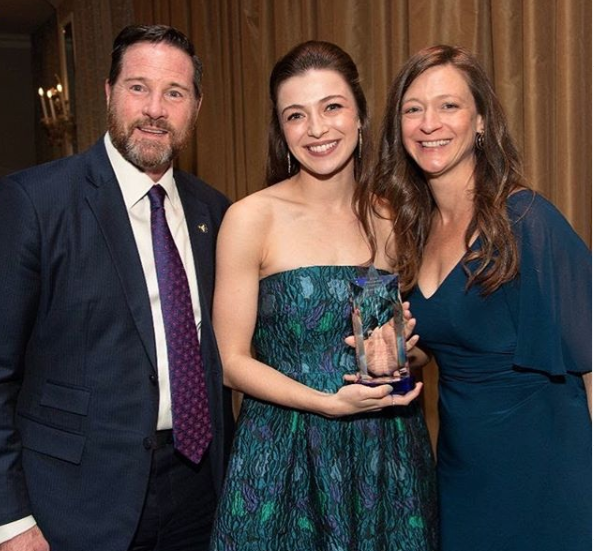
[209,41,438,551]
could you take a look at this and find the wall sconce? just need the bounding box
[38,74,75,149]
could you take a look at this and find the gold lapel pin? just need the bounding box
[197,223,209,233]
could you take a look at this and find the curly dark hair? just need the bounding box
[369,44,527,295]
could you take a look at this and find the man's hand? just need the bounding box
[0,526,49,551]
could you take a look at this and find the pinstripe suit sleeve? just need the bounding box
[0,175,41,523]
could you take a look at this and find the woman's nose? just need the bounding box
[307,113,328,138]
[420,108,442,133]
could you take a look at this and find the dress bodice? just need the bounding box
[254,266,362,391]
[406,190,591,551]
[211,266,439,551]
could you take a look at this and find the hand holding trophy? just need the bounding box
[349,266,414,395]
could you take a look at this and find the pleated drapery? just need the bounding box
[133,0,591,242]
[130,0,591,447]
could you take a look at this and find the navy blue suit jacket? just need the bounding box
[0,139,234,550]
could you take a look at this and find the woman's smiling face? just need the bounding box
[278,69,360,179]
[400,64,484,183]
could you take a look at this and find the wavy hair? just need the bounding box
[369,45,527,295]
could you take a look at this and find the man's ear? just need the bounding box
[105,79,112,107]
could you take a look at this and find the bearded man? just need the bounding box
[0,24,234,551]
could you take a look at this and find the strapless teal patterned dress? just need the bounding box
[210,266,438,551]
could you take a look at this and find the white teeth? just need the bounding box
[421,139,450,147]
[308,141,337,153]
[141,128,167,134]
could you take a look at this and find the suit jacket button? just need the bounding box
[143,437,155,450]
[149,373,158,385]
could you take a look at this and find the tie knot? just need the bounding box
[148,184,167,210]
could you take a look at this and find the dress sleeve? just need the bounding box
[504,192,592,376]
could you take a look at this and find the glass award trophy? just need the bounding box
[348,266,414,394]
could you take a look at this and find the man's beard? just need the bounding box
[107,105,196,172]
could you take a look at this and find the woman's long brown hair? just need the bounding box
[364,45,528,295]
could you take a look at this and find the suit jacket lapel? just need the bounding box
[83,140,157,370]
[176,176,216,313]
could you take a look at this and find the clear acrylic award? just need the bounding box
[348,266,414,395]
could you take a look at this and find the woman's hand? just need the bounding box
[322,381,423,418]
[344,301,422,358]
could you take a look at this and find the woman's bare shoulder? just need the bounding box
[224,187,276,220]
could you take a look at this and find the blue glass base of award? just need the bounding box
[349,266,414,395]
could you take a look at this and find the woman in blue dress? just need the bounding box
[369,44,591,551]
[209,41,438,550]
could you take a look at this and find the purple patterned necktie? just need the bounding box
[148,184,212,463]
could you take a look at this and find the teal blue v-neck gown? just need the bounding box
[408,191,591,551]
[210,266,438,551]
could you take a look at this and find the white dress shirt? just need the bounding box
[104,133,203,430]
[0,134,203,544]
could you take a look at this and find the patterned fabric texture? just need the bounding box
[149,184,212,463]
[210,266,438,551]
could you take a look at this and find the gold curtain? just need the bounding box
[133,0,591,240]
[133,0,592,448]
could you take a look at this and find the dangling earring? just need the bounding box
[475,131,485,151]
[357,128,363,159]
[287,151,292,174]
